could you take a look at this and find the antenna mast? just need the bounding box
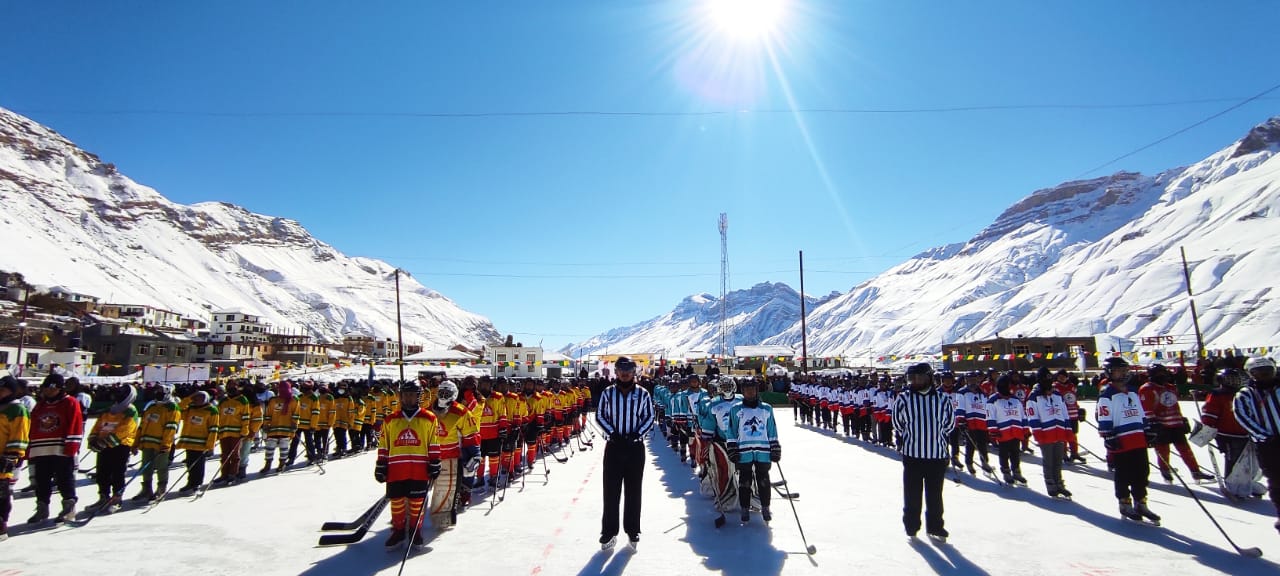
[718,213,731,362]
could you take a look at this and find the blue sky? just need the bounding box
[3,1,1278,350]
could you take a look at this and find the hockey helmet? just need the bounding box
[437,380,459,406]
[1102,356,1131,372]
[1245,356,1276,373]
[1217,368,1244,389]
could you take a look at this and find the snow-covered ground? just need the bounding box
[2,402,1276,575]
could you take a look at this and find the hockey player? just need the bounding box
[1141,363,1213,482]
[1025,376,1072,498]
[27,373,84,524]
[0,375,30,540]
[987,374,1028,485]
[1199,368,1258,499]
[214,382,252,485]
[313,384,336,461]
[86,384,139,514]
[430,381,479,527]
[1234,355,1280,533]
[668,378,692,461]
[261,381,298,475]
[376,380,441,549]
[686,376,708,472]
[727,378,780,525]
[1097,356,1160,523]
[940,372,964,469]
[961,373,994,475]
[291,381,318,466]
[502,378,527,484]
[176,391,219,494]
[653,379,670,438]
[1054,370,1088,464]
[332,382,354,458]
[476,377,507,489]
[1014,372,1034,455]
[874,378,894,447]
[132,384,181,501]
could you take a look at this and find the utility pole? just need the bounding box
[799,250,809,374]
[1179,246,1206,359]
[718,213,731,366]
[394,269,406,382]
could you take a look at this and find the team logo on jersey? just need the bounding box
[36,412,62,433]
[1064,393,1077,404]
[742,415,764,436]
[192,416,205,425]
[395,428,421,447]
[1159,390,1178,408]
[147,413,161,423]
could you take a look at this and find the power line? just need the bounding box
[1075,82,1280,178]
[11,96,1280,121]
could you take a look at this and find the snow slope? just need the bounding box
[763,117,1280,356]
[0,108,500,348]
[565,282,836,357]
[2,403,1275,575]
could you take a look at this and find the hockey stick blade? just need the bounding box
[321,498,386,531]
[317,498,388,546]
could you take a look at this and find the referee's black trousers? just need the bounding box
[601,439,645,540]
[902,456,947,535]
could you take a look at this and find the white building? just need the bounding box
[210,308,270,345]
[490,346,543,378]
[114,304,185,330]
[46,286,101,305]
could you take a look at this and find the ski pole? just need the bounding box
[773,462,816,555]
[1153,449,1263,558]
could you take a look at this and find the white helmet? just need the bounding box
[1245,356,1276,372]
[437,380,458,407]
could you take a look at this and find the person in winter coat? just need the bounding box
[262,381,298,475]
[132,384,181,502]
[1233,356,1280,534]
[0,375,31,540]
[86,384,139,514]
[1140,363,1213,482]
[26,373,84,524]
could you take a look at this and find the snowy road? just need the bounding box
[2,402,1277,575]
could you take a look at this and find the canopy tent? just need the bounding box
[402,349,480,362]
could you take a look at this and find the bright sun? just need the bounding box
[707,0,787,40]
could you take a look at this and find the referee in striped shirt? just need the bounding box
[595,356,654,549]
[892,363,956,541]
[1234,356,1279,533]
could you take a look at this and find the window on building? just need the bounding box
[155,346,167,357]
[527,365,534,373]
[138,343,151,355]
[176,347,186,357]
[226,314,237,322]
[526,353,536,364]
[980,345,993,355]
[497,353,507,362]
[0,351,8,365]
[213,345,224,355]
[1013,344,1030,356]
[101,343,114,355]
[1044,345,1054,355]
[225,336,232,342]
[25,353,38,366]
[196,345,207,354]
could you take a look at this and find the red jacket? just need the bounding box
[28,394,84,458]
[1138,381,1184,429]
[1201,388,1248,438]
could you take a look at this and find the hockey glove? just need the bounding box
[770,448,781,463]
[1179,417,1191,435]
[374,460,387,483]
[1103,435,1119,452]
[726,443,740,464]
[1,455,18,474]
[428,460,441,482]
[1077,408,1086,421]
[89,437,108,452]
[1144,424,1159,445]
[463,456,482,479]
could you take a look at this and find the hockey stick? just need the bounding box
[320,497,387,531]
[195,435,247,500]
[1153,449,1262,557]
[1190,398,1228,495]
[317,497,388,546]
[142,452,193,514]
[68,458,153,528]
[774,462,817,555]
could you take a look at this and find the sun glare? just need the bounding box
[707,0,786,40]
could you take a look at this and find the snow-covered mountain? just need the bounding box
[563,282,835,357]
[0,107,501,348]
[764,117,1280,356]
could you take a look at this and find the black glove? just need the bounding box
[1103,435,1120,451]
[1144,425,1159,445]
[89,437,108,452]
[1180,417,1191,435]
[499,428,508,442]
[428,461,441,482]
[1,455,18,474]
[1077,407,1086,421]
[770,448,781,463]
[609,433,624,443]
[727,443,740,464]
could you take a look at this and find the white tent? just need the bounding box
[402,349,479,362]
